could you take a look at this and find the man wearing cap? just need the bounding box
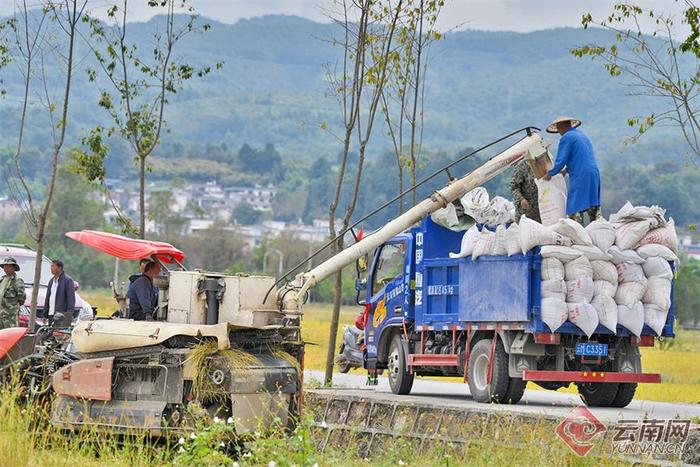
[0,258,27,329]
[544,116,601,225]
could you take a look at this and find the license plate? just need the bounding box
[576,342,608,357]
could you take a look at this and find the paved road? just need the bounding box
[305,370,700,424]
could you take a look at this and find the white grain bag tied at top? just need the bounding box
[591,296,617,333]
[614,219,652,250]
[636,219,679,253]
[642,277,672,311]
[618,302,645,337]
[492,224,508,256]
[615,282,647,306]
[551,218,593,246]
[541,279,567,301]
[472,229,496,260]
[482,197,515,226]
[541,257,565,281]
[608,246,645,265]
[594,280,617,298]
[567,302,599,337]
[572,245,612,261]
[540,246,582,262]
[644,304,668,336]
[518,217,572,254]
[564,256,593,281]
[460,187,490,224]
[566,277,595,303]
[642,257,673,280]
[636,244,678,261]
[541,298,568,332]
[591,260,619,285]
[449,225,480,259]
[535,174,567,226]
[611,201,665,225]
[505,223,521,256]
[585,218,616,251]
[431,203,459,228]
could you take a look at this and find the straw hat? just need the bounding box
[546,115,582,133]
[0,257,20,271]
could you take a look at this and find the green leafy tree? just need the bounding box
[381,0,445,209]
[675,259,700,326]
[177,223,246,272]
[44,164,111,288]
[79,0,221,238]
[573,2,700,160]
[230,202,261,225]
[322,0,407,385]
[6,0,88,330]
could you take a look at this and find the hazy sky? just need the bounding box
[0,1,688,32]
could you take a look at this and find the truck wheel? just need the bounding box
[610,383,637,408]
[387,335,414,395]
[468,338,509,403]
[577,382,619,407]
[502,377,525,404]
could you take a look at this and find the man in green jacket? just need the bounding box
[0,257,27,328]
[510,161,542,223]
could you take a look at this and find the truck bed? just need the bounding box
[412,218,674,338]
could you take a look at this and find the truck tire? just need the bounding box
[502,377,525,404]
[577,382,619,407]
[468,338,510,403]
[610,383,637,408]
[387,335,414,395]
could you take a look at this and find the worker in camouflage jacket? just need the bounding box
[510,161,541,223]
[0,257,27,328]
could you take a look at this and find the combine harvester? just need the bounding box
[0,127,673,436]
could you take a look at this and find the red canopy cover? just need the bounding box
[65,230,185,263]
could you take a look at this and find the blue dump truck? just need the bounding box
[359,217,674,407]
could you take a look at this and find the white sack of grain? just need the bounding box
[449,225,480,259]
[567,302,599,337]
[618,302,645,337]
[552,218,593,246]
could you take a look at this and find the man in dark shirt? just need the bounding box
[127,261,159,320]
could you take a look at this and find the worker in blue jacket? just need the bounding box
[544,115,601,225]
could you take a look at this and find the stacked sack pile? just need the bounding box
[609,202,678,336]
[519,217,607,337]
[444,187,678,338]
[445,187,517,259]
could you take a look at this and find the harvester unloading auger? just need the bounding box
[0,127,548,435]
[278,129,548,314]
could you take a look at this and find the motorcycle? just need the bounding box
[335,324,364,373]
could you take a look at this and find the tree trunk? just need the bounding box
[28,225,45,332]
[324,268,344,386]
[139,155,146,239]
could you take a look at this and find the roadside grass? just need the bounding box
[0,381,624,466]
[79,289,700,403]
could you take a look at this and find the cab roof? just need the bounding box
[65,230,185,263]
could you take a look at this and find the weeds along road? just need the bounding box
[304,370,700,424]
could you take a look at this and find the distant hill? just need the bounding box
[0,14,689,176]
